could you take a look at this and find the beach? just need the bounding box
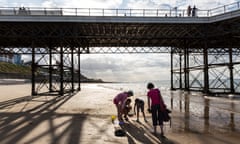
[0,83,240,144]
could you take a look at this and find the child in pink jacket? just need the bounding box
[113,90,133,123]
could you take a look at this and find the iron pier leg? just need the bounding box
[60,46,64,96]
[78,48,81,91]
[184,41,189,91]
[229,47,234,93]
[170,49,174,90]
[71,46,74,92]
[179,53,182,89]
[31,46,36,96]
[49,47,53,92]
[203,42,209,93]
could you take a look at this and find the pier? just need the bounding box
[1,2,240,95]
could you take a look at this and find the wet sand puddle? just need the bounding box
[98,83,240,136]
[162,90,240,136]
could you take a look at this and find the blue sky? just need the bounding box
[8,0,239,82]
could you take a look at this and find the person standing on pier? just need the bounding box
[113,90,134,123]
[146,82,166,137]
[187,5,192,16]
[192,5,197,17]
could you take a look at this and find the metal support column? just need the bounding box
[203,41,209,93]
[170,49,174,90]
[78,47,81,91]
[229,47,234,93]
[49,46,53,92]
[60,46,64,96]
[184,41,189,90]
[71,46,74,92]
[31,46,36,96]
[179,53,182,89]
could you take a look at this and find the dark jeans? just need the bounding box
[151,104,164,126]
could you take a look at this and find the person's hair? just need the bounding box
[135,98,139,103]
[147,82,154,89]
[126,98,131,103]
[127,90,133,96]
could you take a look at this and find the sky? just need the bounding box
[7,0,239,82]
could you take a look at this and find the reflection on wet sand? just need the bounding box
[165,90,240,135]
[204,98,209,133]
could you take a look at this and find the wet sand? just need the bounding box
[0,83,240,144]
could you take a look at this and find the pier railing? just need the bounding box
[0,1,239,17]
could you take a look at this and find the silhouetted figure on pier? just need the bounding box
[187,5,192,16]
[192,5,197,17]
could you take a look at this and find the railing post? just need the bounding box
[75,8,77,16]
[224,5,226,13]
[116,9,118,16]
[103,9,104,16]
[44,8,46,15]
[156,9,158,16]
[60,8,62,16]
[143,9,145,16]
[130,9,131,16]
[89,8,90,16]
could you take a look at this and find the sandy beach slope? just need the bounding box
[0,83,240,144]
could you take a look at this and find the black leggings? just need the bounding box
[151,104,164,126]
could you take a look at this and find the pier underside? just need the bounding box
[1,12,240,95]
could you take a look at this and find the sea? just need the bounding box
[97,80,170,98]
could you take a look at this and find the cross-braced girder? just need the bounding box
[171,47,240,94]
[29,46,80,96]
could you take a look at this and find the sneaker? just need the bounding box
[119,121,124,125]
[151,131,157,136]
[119,117,123,121]
[160,133,165,138]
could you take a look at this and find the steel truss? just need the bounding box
[171,47,240,94]
[0,44,82,96]
[32,45,81,96]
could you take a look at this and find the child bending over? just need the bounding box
[122,98,132,121]
[134,98,147,122]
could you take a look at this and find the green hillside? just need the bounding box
[0,62,31,74]
[0,62,103,82]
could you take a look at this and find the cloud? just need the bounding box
[42,0,123,8]
[1,0,236,10]
[80,54,170,82]
[0,0,123,8]
[125,0,237,10]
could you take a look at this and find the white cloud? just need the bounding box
[80,54,170,82]
[42,0,123,8]
[1,0,236,9]
[125,0,237,10]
